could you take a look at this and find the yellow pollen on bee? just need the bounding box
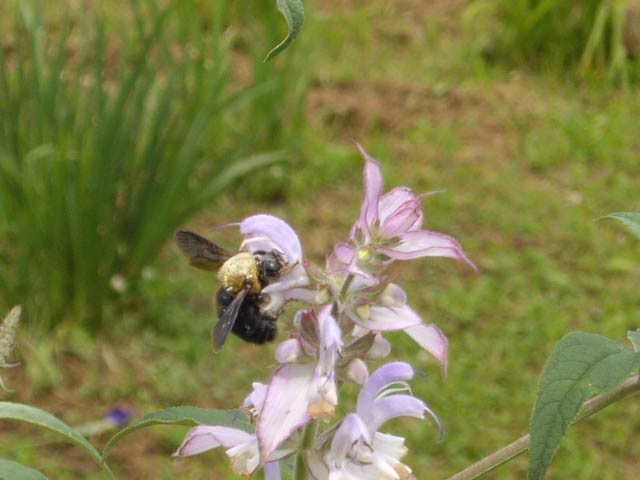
[217,252,261,294]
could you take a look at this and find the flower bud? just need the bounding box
[365,333,391,359]
[275,339,303,364]
[357,246,373,263]
[345,358,369,385]
[315,286,331,304]
[380,283,406,307]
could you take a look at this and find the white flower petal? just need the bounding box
[276,339,304,363]
[241,214,303,262]
[352,304,423,331]
[173,426,253,456]
[404,323,448,376]
[356,144,384,240]
[258,363,315,460]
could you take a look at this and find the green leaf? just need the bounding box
[601,212,640,240]
[628,330,640,352]
[265,0,304,61]
[0,459,47,480]
[103,406,251,460]
[528,332,640,480]
[0,403,112,478]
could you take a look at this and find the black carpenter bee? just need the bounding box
[175,230,287,351]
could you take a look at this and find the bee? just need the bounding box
[175,230,287,351]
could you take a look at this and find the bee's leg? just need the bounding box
[257,293,281,321]
[279,260,300,276]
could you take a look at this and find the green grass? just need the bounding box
[465,0,640,84]
[2,1,640,479]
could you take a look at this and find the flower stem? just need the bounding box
[445,374,640,480]
[294,421,317,480]
[294,274,355,480]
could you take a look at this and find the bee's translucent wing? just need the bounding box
[175,230,232,271]
[213,286,250,351]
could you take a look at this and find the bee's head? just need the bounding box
[255,250,287,284]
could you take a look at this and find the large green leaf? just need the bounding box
[0,459,47,480]
[103,406,251,460]
[601,212,640,240]
[528,332,640,480]
[265,0,304,61]
[0,403,112,478]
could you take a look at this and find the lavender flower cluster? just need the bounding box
[174,146,475,479]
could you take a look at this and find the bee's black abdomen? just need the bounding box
[216,287,277,344]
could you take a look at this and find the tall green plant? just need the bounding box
[465,0,639,83]
[0,0,307,330]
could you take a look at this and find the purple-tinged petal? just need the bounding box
[365,334,391,359]
[173,426,253,456]
[345,358,369,385]
[352,304,423,332]
[379,230,477,270]
[380,204,423,238]
[317,305,342,353]
[367,395,437,434]
[264,461,281,480]
[404,323,448,377]
[330,413,371,463]
[357,144,383,239]
[379,283,407,308]
[262,265,309,294]
[378,187,418,222]
[243,382,268,416]
[240,214,302,263]
[332,243,356,265]
[241,236,282,255]
[361,362,415,402]
[258,363,314,460]
[261,287,318,317]
[276,339,304,364]
[283,287,319,304]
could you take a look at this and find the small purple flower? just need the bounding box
[350,145,476,270]
[305,362,441,479]
[258,305,342,460]
[105,407,133,428]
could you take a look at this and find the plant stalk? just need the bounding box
[294,274,355,479]
[294,420,316,480]
[445,374,640,480]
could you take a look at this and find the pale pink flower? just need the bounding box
[258,305,342,460]
[346,145,476,271]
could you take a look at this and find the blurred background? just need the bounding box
[1,0,639,478]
